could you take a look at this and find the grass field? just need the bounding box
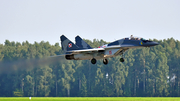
[0,97,180,101]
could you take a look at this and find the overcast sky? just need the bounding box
[0,0,180,45]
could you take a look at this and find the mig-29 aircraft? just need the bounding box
[60,35,159,65]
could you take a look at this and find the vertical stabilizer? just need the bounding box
[75,35,92,49]
[60,35,79,53]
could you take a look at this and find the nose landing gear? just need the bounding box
[120,50,125,62]
[120,58,124,62]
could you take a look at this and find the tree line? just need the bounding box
[0,38,180,97]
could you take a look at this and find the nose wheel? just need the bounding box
[120,50,125,62]
[120,58,124,62]
[91,58,97,64]
[103,59,108,65]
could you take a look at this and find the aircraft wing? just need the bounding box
[66,44,137,54]
[67,48,105,54]
[66,44,139,55]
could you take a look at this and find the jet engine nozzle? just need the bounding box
[65,55,75,60]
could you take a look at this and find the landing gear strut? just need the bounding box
[103,59,108,65]
[120,50,125,62]
[91,58,96,64]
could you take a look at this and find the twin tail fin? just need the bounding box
[75,35,92,49]
[60,35,79,53]
[60,35,92,53]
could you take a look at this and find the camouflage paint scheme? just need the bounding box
[60,35,158,64]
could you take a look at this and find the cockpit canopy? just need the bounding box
[124,35,151,42]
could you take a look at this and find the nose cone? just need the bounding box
[151,42,159,46]
[144,41,159,47]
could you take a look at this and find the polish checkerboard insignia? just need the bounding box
[68,43,72,48]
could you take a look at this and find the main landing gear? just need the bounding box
[103,59,108,65]
[91,58,96,64]
[90,58,124,64]
[91,58,108,65]
[91,51,125,64]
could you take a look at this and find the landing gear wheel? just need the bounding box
[103,59,108,65]
[91,58,97,64]
[120,58,124,62]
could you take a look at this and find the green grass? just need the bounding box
[0,97,180,101]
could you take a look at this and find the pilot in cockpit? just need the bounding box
[130,35,133,38]
[130,35,135,40]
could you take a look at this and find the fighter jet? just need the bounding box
[60,35,159,65]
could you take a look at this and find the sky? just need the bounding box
[0,0,180,45]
